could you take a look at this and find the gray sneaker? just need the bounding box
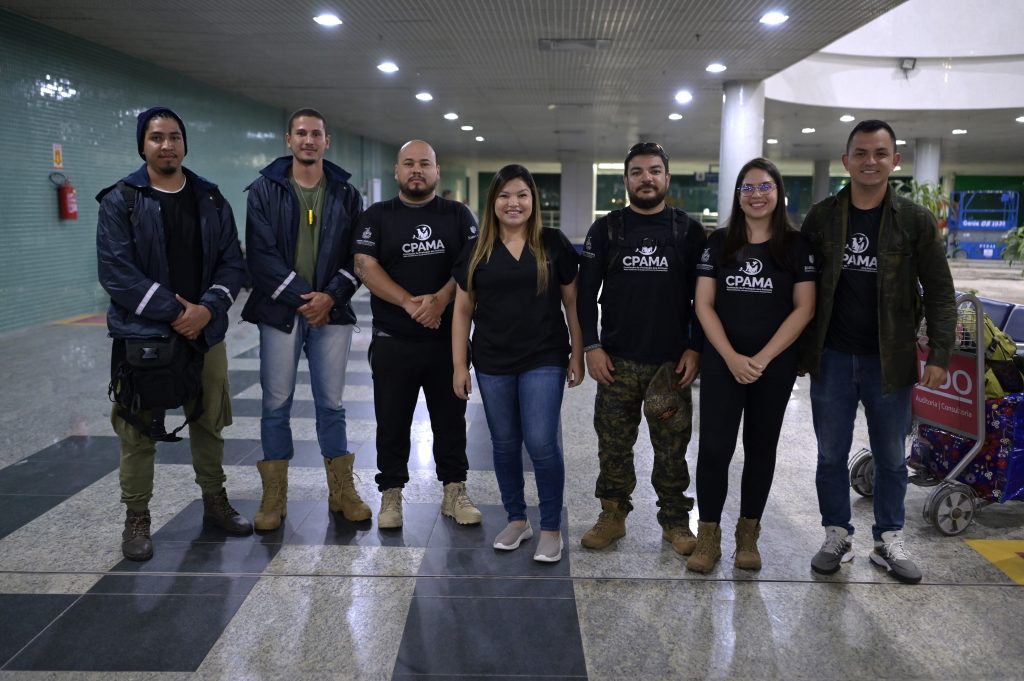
[533,533,563,563]
[811,526,854,574]
[870,530,922,584]
[493,521,533,550]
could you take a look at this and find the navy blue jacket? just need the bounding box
[241,156,362,331]
[95,165,246,347]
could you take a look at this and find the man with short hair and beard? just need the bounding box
[576,142,706,555]
[352,140,482,529]
[97,106,251,561]
[242,108,370,530]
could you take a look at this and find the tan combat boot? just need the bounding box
[441,482,482,524]
[325,453,371,521]
[685,521,721,573]
[734,517,762,570]
[254,459,288,531]
[580,499,627,549]
[663,523,698,556]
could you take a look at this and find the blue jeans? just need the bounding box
[476,366,566,531]
[811,349,911,541]
[259,317,353,460]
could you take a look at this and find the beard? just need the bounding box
[401,178,437,199]
[627,185,667,210]
[154,163,180,176]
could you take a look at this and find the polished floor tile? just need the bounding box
[0,594,78,667]
[288,501,440,548]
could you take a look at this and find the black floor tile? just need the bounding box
[0,594,78,668]
[412,576,575,599]
[110,538,281,575]
[4,592,249,672]
[419,507,570,577]
[154,437,259,465]
[288,501,441,548]
[0,494,70,541]
[0,454,117,496]
[20,435,120,463]
[151,499,305,545]
[89,574,258,597]
[392,589,587,678]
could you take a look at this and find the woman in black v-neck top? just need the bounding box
[687,158,816,574]
[452,164,584,563]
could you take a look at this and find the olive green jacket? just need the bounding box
[799,185,956,394]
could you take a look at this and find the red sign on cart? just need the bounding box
[913,347,979,438]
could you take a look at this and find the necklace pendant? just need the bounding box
[308,209,314,225]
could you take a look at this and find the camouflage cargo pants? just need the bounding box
[593,357,694,527]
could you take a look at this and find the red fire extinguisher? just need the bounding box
[49,172,78,220]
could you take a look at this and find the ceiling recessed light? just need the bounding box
[475,136,484,142]
[674,90,693,104]
[766,138,779,144]
[896,139,907,145]
[460,125,474,131]
[801,127,815,134]
[415,92,433,102]
[894,165,902,171]
[952,129,967,135]
[547,104,558,110]
[443,112,459,121]
[839,114,855,122]
[597,163,624,170]
[668,113,683,121]
[760,11,789,26]
[705,63,727,73]
[1017,116,1024,123]
[377,61,399,73]
[313,14,342,26]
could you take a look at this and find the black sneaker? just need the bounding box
[810,526,853,574]
[870,530,922,584]
[122,508,153,562]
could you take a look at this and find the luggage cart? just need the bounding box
[848,294,986,535]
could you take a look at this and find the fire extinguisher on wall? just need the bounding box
[49,172,78,220]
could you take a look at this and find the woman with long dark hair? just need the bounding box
[686,158,816,573]
[452,164,584,563]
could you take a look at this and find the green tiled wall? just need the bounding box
[0,11,397,333]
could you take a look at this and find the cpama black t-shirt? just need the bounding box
[826,203,882,355]
[696,229,816,377]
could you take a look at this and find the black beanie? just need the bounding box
[136,106,187,158]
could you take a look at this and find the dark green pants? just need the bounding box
[112,341,232,511]
[593,357,694,527]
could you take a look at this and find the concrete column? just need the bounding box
[717,80,765,225]
[558,159,596,241]
[812,159,831,202]
[914,138,941,185]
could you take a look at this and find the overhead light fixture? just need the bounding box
[896,139,907,145]
[952,129,967,135]
[674,90,693,104]
[668,113,683,121]
[475,136,485,142]
[597,163,624,170]
[894,165,902,171]
[1016,116,1024,123]
[415,92,433,102]
[839,114,855,122]
[460,125,474,131]
[313,14,342,26]
[766,138,779,144]
[900,57,917,71]
[443,112,459,120]
[377,61,399,73]
[801,127,815,134]
[760,11,789,26]
[705,63,727,73]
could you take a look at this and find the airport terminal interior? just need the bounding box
[1,1,1024,679]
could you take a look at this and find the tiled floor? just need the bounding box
[0,290,1022,680]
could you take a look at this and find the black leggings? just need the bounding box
[696,371,796,523]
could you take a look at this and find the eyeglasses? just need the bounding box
[737,182,776,195]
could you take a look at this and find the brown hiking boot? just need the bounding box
[734,517,762,570]
[202,488,253,535]
[663,524,697,556]
[324,453,371,521]
[685,521,721,573]
[122,508,153,562]
[254,459,288,531]
[581,499,627,549]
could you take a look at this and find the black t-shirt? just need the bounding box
[577,206,705,364]
[151,181,202,305]
[826,204,882,354]
[353,196,478,339]
[453,228,579,375]
[696,229,816,377]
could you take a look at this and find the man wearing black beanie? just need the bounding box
[97,106,252,562]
